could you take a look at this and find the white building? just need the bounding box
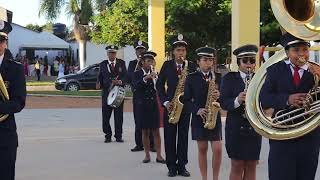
[8,23,70,64]
[69,40,137,67]
[8,23,137,68]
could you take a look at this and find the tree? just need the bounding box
[91,0,148,46]
[39,0,113,69]
[260,0,281,46]
[91,0,232,63]
[26,24,43,32]
[166,0,231,62]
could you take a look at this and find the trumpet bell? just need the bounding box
[271,0,320,39]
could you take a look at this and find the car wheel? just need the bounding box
[66,82,80,91]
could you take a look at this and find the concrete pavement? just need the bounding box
[15,108,319,180]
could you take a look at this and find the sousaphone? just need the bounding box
[245,0,320,140]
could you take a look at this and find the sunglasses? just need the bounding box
[241,57,256,64]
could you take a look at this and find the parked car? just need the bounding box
[55,64,100,91]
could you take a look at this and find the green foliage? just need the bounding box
[166,0,231,63]
[26,24,43,32]
[91,0,148,46]
[39,0,66,21]
[91,0,232,63]
[79,0,94,24]
[260,0,281,46]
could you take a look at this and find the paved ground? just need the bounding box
[15,108,319,180]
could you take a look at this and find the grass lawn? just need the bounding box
[26,81,55,86]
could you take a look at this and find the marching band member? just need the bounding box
[220,44,262,180]
[132,51,165,164]
[127,40,155,152]
[260,33,320,180]
[97,45,127,143]
[0,18,26,180]
[184,46,222,180]
[156,34,197,177]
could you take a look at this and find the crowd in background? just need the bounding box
[14,55,80,80]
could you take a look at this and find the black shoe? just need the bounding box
[142,159,151,163]
[116,138,124,143]
[131,146,144,152]
[104,138,111,143]
[156,158,166,164]
[178,169,190,177]
[167,170,177,177]
[150,147,156,152]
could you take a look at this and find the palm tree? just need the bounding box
[39,0,108,69]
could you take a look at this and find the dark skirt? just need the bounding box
[135,99,160,129]
[192,116,222,141]
[225,122,262,160]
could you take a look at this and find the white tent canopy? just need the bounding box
[19,32,70,50]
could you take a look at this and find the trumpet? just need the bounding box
[150,65,158,89]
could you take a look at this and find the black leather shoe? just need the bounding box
[167,170,177,177]
[116,138,124,143]
[142,159,151,163]
[178,169,190,177]
[131,146,144,152]
[104,138,111,143]
[156,158,166,164]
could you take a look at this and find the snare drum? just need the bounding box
[107,86,125,108]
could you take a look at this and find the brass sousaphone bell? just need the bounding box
[245,0,320,140]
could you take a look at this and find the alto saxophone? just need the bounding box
[0,74,9,122]
[203,75,221,130]
[168,58,189,124]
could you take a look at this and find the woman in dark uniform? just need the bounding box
[184,46,222,180]
[220,44,262,180]
[132,51,165,164]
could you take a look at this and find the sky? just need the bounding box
[0,0,72,27]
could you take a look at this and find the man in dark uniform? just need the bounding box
[156,34,197,177]
[0,17,26,180]
[127,40,155,152]
[260,33,320,180]
[97,45,127,143]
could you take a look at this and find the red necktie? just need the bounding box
[204,74,209,81]
[177,65,182,76]
[111,62,115,72]
[293,66,300,86]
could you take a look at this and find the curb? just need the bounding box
[27,94,133,100]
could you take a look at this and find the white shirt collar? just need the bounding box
[142,68,150,75]
[108,59,116,65]
[0,53,4,66]
[284,59,308,71]
[239,70,252,79]
[176,63,183,68]
[201,71,210,76]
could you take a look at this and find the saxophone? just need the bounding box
[168,59,189,124]
[0,74,9,122]
[203,75,221,130]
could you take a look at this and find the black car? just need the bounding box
[55,64,100,91]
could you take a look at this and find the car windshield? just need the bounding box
[77,66,93,74]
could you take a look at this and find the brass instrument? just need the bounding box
[168,58,189,124]
[243,68,252,119]
[134,57,142,72]
[203,75,221,129]
[245,0,320,140]
[244,68,252,92]
[150,64,158,90]
[0,74,9,122]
